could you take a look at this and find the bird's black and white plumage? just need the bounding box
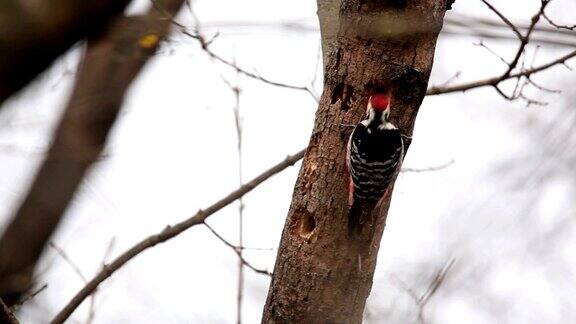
[346,93,403,233]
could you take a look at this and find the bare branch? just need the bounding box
[473,41,508,65]
[446,12,576,38]
[193,32,318,101]
[392,258,455,324]
[526,77,560,93]
[500,1,550,80]
[542,11,576,31]
[51,149,304,324]
[439,28,576,48]
[427,49,576,95]
[204,223,272,276]
[152,1,319,101]
[432,1,574,104]
[480,0,523,39]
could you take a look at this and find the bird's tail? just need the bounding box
[348,200,375,235]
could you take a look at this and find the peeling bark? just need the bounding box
[263,0,448,322]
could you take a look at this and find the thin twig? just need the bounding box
[441,0,564,104]
[436,71,462,88]
[542,11,576,31]
[204,223,272,276]
[480,0,523,39]
[156,0,318,101]
[447,12,576,37]
[441,28,576,48]
[48,242,100,324]
[474,41,508,65]
[225,73,246,324]
[49,243,88,282]
[85,238,116,324]
[193,31,318,101]
[10,284,48,309]
[401,160,455,173]
[501,1,549,80]
[51,149,305,324]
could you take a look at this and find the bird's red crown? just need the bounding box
[370,93,390,111]
[369,93,391,112]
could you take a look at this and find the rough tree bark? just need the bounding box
[0,0,184,305]
[0,0,133,105]
[263,0,449,322]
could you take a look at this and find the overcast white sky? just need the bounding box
[1,0,576,323]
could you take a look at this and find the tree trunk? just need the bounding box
[262,0,448,322]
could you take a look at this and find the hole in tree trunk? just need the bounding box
[293,208,316,239]
[301,214,316,234]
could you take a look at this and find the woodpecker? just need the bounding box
[346,91,404,233]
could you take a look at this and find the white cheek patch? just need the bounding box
[377,107,394,130]
[361,108,375,127]
[378,122,397,130]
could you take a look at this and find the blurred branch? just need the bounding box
[204,223,272,276]
[85,238,116,324]
[401,160,455,173]
[224,75,247,324]
[0,0,132,105]
[392,258,455,324]
[10,284,47,310]
[0,298,18,324]
[418,258,455,306]
[51,149,305,324]
[0,0,186,305]
[197,16,576,48]
[49,243,88,282]
[49,242,99,324]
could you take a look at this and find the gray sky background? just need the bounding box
[1,0,575,323]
